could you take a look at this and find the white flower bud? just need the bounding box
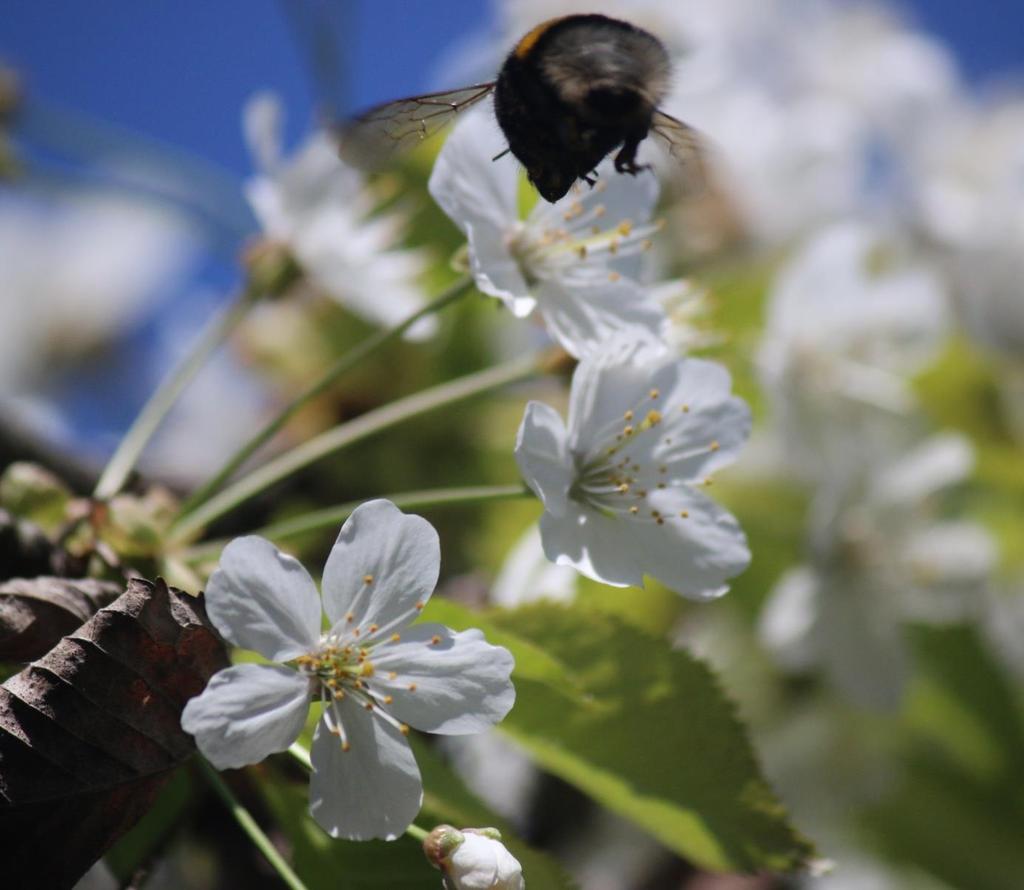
[424,826,525,890]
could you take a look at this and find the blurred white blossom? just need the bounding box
[243,93,433,338]
[429,109,672,358]
[0,191,194,434]
[490,522,578,607]
[758,221,949,479]
[182,500,515,840]
[760,433,996,708]
[515,333,750,597]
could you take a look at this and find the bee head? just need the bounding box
[528,164,577,203]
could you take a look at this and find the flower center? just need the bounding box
[570,385,719,525]
[295,626,412,752]
[507,181,663,287]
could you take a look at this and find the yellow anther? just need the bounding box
[430,635,441,646]
[383,695,394,705]
[364,702,374,711]
[629,505,639,515]
[650,389,660,399]
[369,623,379,633]
[342,741,352,752]
[346,612,355,623]
[645,410,663,426]
[363,574,374,584]
[577,245,587,258]
[333,690,345,700]
[415,601,425,611]
[681,404,690,413]
[680,510,690,518]
[390,633,401,643]
[388,671,398,680]
[623,425,634,436]
[617,483,630,493]
[624,409,634,421]
[400,724,410,736]
[609,239,619,255]
[617,220,633,236]
[408,682,418,691]
[360,662,375,677]
[595,205,607,217]
[709,440,720,451]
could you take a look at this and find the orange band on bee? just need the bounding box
[514,17,567,59]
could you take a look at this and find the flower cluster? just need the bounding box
[431,110,754,600]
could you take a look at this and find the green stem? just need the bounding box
[185,483,532,561]
[93,290,256,500]
[405,823,429,843]
[179,277,472,516]
[285,744,428,844]
[197,757,309,890]
[169,352,542,545]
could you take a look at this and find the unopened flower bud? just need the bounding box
[0,462,71,530]
[424,825,524,889]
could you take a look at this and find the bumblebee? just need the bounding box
[338,14,705,203]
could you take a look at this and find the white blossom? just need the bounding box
[515,334,750,597]
[758,221,949,479]
[428,109,671,358]
[181,500,515,841]
[0,191,193,432]
[243,93,434,338]
[490,523,578,607]
[760,434,996,708]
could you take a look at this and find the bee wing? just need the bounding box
[336,83,496,169]
[649,109,711,196]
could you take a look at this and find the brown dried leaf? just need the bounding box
[0,577,228,889]
[0,576,122,661]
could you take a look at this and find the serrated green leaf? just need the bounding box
[422,596,582,694]
[859,624,1024,890]
[479,603,816,873]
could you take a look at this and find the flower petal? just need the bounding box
[515,401,572,518]
[371,623,515,734]
[308,699,423,840]
[536,277,669,359]
[428,111,531,306]
[539,488,750,599]
[181,664,310,769]
[205,536,322,661]
[565,334,669,451]
[321,499,440,631]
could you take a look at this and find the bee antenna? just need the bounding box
[491,147,512,162]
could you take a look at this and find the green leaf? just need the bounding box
[860,624,1024,890]
[481,603,814,872]
[422,597,581,694]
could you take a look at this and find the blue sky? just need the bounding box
[3,0,1022,178]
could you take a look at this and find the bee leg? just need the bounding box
[614,134,650,176]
